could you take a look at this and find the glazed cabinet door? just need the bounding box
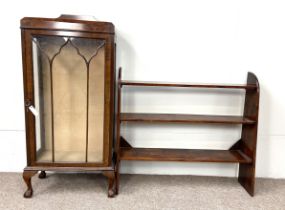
[22,30,114,166]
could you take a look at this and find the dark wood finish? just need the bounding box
[117,70,260,196]
[105,33,116,167]
[103,171,116,197]
[121,113,256,125]
[114,67,122,195]
[21,15,116,198]
[21,16,114,34]
[120,136,133,148]
[22,29,36,167]
[121,147,252,163]
[38,171,46,179]
[237,72,260,196]
[120,80,256,89]
[23,170,38,198]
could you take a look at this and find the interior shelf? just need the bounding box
[120,147,252,163]
[120,80,256,89]
[121,113,256,124]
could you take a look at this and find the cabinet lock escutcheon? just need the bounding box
[25,99,32,107]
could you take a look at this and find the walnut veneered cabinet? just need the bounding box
[21,15,117,198]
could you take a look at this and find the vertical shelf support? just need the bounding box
[237,72,260,196]
[114,67,122,195]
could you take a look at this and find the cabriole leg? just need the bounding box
[23,170,38,198]
[103,171,115,198]
[38,171,46,179]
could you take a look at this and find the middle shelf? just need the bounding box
[121,113,256,125]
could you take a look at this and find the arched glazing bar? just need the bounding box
[69,39,105,162]
[33,36,105,163]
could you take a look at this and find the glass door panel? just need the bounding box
[32,35,105,163]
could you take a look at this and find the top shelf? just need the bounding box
[120,80,256,90]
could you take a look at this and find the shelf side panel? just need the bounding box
[238,72,260,196]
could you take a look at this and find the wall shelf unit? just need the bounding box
[115,68,260,196]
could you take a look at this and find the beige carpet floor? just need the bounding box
[0,173,285,210]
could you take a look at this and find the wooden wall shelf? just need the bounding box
[120,80,256,89]
[121,113,256,124]
[120,148,252,163]
[115,68,260,197]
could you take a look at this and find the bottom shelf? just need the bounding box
[120,148,252,163]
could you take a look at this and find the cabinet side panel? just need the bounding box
[22,30,37,165]
[103,37,114,166]
[21,29,31,166]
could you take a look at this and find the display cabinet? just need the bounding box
[21,15,116,198]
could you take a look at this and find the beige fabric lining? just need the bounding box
[37,150,102,162]
[35,39,105,163]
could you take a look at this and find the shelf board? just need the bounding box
[121,113,256,125]
[120,80,256,90]
[120,148,252,163]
